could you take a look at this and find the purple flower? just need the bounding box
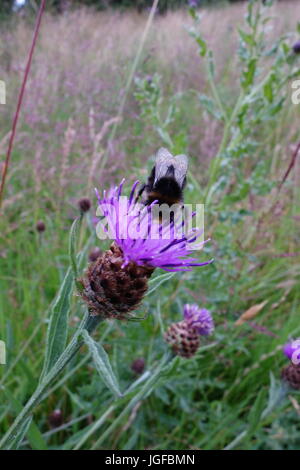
[95,180,213,272]
[283,339,300,365]
[183,304,214,336]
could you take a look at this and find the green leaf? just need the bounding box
[41,216,87,379]
[262,372,289,418]
[82,330,122,399]
[196,36,207,57]
[69,215,84,292]
[246,389,266,438]
[239,28,256,47]
[7,416,33,450]
[41,266,74,379]
[242,58,257,90]
[188,29,207,57]
[198,94,223,120]
[263,79,273,103]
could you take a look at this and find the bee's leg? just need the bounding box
[135,183,146,203]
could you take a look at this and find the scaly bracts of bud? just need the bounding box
[164,320,200,359]
[78,197,91,213]
[281,363,300,390]
[81,243,154,319]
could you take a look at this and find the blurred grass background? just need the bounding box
[0,0,300,450]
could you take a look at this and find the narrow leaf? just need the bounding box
[41,218,87,378]
[41,266,74,378]
[82,330,122,398]
[69,215,83,292]
[7,416,33,450]
[246,389,266,437]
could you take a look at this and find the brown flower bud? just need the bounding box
[164,320,200,359]
[293,40,300,54]
[36,221,46,233]
[131,358,145,375]
[78,197,91,213]
[80,243,154,320]
[281,363,300,390]
[48,409,63,428]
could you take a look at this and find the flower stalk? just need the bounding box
[0,312,101,450]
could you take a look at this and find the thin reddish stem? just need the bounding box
[0,0,47,209]
[278,140,300,192]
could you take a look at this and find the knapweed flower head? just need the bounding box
[80,180,212,320]
[95,180,213,272]
[165,303,214,358]
[184,304,214,336]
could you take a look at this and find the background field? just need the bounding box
[1,0,300,450]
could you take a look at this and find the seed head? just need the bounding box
[164,320,200,358]
[78,197,91,213]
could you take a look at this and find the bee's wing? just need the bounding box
[174,154,188,187]
[154,147,175,184]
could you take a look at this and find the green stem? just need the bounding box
[0,313,102,450]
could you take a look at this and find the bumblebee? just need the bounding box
[137,148,188,208]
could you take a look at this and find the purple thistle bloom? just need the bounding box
[283,339,300,365]
[183,304,214,336]
[95,180,213,273]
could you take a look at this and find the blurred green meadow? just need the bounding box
[1,0,300,450]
